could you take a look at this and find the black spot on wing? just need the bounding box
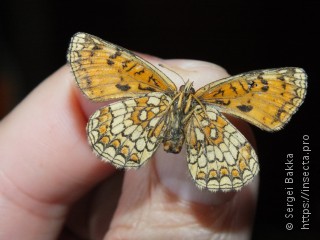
[237,105,253,112]
[248,81,258,90]
[260,78,269,92]
[122,60,131,69]
[84,76,92,85]
[116,83,131,91]
[92,45,102,50]
[148,75,160,87]
[126,63,137,72]
[109,50,122,59]
[229,83,238,94]
[239,81,249,93]
[282,83,286,90]
[212,88,225,97]
[107,59,115,65]
[134,69,145,75]
[275,108,286,122]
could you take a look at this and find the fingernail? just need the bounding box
[155,146,236,205]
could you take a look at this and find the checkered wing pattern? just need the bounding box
[87,92,171,168]
[185,104,259,191]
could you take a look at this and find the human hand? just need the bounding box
[0,56,258,239]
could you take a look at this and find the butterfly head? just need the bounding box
[179,80,195,95]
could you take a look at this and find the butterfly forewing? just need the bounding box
[195,68,307,131]
[67,32,177,102]
[184,104,259,191]
[87,92,171,168]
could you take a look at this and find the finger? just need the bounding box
[102,58,258,239]
[0,66,115,239]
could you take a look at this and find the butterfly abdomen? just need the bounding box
[162,83,195,153]
[162,98,186,153]
[163,120,185,153]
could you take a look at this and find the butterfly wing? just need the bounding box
[67,32,177,101]
[195,68,307,131]
[87,92,171,168]
[184,104,259,191]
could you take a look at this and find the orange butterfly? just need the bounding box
[67,33,307,191]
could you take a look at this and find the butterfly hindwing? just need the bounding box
[184,104,259,191]
[87,92,171,168]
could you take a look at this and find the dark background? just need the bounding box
[1,0,319,239]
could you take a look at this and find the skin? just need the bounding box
[0,56,258,240]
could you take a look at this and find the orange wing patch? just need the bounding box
[67,32,177,101]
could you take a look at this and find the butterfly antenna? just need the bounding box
[158,63,186,84]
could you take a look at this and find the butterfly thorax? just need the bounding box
[163,81,196,153]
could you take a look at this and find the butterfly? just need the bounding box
[67,32,307,192]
